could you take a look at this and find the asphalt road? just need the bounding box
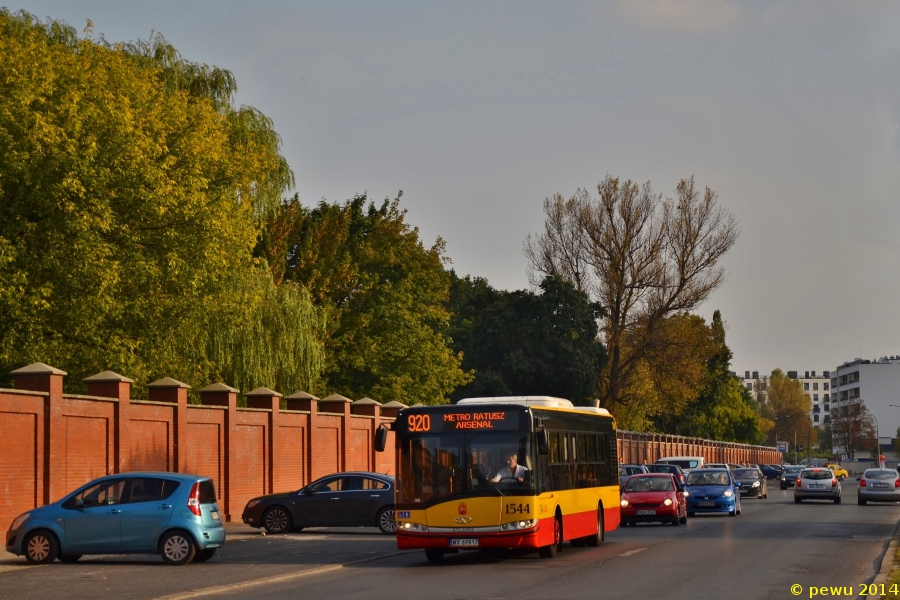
[1,484,898,600]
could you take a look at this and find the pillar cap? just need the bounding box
[10,362,67,376]
[199,382,239,393]
[320,393,352,403]
[147,377,191,389]
[246,387,283,397]
[285,391,318,400]
[380,401,408,409]
[83,370,134,384]
[352,397,380,405]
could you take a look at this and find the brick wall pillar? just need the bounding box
[320,394,352,472]
[351,397,381,472]
[246,387,282,495]
[199,383,238,520]
[147,377,191,473]
[11,362,66,503]
[284,391,318,486]
[83,371,134,474]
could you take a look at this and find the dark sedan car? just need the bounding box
[732,468,767,498]
[242,472,395,535]
[780,466,803,489]
[646,463,686,484]
[759,464,782,480]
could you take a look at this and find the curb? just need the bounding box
[153,550,418,600]
[872,520,900,586]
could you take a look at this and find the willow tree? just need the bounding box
[0,10,323,394]
[525,176,738,411]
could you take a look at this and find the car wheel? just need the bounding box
[839,474,846,481]
[671,516,680,526]
[729,508,736,517]
[377,506,396,535]
[794,497,801,504]
[23,531,59,564]
[859,498,867,506]
[424,549,444,563]
[834,496,841,504]
[780,485,786,490]
[159,530,197,565]
[679,514,687,525]
[193,548,217,563]
[59,555,82,563]
[263,506,292,534]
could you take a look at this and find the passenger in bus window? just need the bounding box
[492,453,528,482]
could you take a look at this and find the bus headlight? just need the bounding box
[501,519,535,530]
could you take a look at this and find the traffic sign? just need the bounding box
[777,441,788,453]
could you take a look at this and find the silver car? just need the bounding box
[857,469,900,505]
[794,468,841,504]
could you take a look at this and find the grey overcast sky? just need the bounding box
[9,0,900,376]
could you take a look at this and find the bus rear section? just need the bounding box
[384,397,619,561]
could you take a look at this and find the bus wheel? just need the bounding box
[424,549,444,563]
[538,516,561,558]
[585,508,603,547]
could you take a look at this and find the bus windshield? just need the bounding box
[398,432,535,507]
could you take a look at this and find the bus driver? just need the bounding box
[492,453,528,483]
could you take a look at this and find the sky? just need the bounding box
[8,0,900,376]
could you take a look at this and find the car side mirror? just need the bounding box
[734,482,741,488]
[301,487,315,495]
[74,498,84,508]
[537,428,550,455]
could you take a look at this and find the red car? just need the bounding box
[620,473,688,526]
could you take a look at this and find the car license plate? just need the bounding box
[212,510,220,521]
[698,501,715,507]
[809,485,824,489]
[872,483,889,488]
[450,539,479,547]
[636,509,656,515]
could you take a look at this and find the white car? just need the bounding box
[656,456,705,475]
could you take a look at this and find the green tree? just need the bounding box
[446,274,607,405]
[260,194,471,403]
[762,369,817,454]
[0,11,324,395]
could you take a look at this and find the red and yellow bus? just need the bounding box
[377,396,620,562]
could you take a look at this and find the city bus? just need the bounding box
[375,396,620,562]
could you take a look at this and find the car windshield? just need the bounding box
[732,469,759,479]
[800,470,833,480]
[686,471,730,486]
[865,470,897,480]
[663,459,699,469]
[625,466,644,475]
[624,476,674,492]
[646,465,674,474]
[397,431,535,507]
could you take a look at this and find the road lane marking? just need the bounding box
[153,550,419,600]
[618,548,646,557]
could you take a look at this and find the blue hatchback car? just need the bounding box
[684,468,742,517]
[6,472,225,565]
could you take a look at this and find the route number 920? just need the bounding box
[408,414,431,432]
[505,503,530,514]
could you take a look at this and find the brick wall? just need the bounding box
[0,364,398,528]
[0,363,780,530]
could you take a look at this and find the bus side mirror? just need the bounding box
[537,429,550,455]
[375,425,389,453]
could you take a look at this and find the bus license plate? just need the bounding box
[698,501,715,507]
[450,539,479,547]
[636,510,656,515]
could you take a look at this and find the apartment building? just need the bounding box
[830,356,900,451]
[738,369,832,428]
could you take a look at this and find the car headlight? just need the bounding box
[663,498,673,506]
[246,500,260,509]
[723,490,733,497]
[9,512,30,531]
[620,499,629,507]
[752,481,760,487]
[781,477,786,481]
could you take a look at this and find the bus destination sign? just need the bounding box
[406,411,520,433]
